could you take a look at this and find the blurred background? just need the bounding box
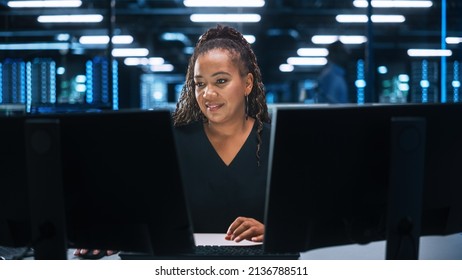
[0,0,461,112]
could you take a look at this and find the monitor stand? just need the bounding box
[385,117,426,259]
[25,119,68,259]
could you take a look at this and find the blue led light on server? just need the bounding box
[50,61,56,103]
[2,59,27,105]
[86,57,117,108]
[453,61,459,102]
[26,62,32,112]
[356,59,365,104]
[421,60,428,103]
[112,59,118,110]
[86,60,93,103]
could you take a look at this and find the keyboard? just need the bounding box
[0,246,33,260]
[119,245,300,260]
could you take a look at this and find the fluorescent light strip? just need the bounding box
[353,0,433,8]
[0,42,70,50]
[311,35,367,45]
[297,48,329,57]
[244,35,256,44]
[407,49,452,57]
[124,57,165,66]
[287,57,327,66]
[79,35,134,45]
[56,33,71,41]
[190,14,261,22]
[336,14,405,23]
[112,48,149,57]
[339,35,368,44]
[8,0,82,8]
[184,0,265,7]
[279,64,294,72]
[446,37,462,44]
[151,64,174,72]
[37,14,104,23]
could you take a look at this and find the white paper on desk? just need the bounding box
[194,233,263,246]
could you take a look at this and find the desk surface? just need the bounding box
[300,233,462,260]
[194,233,262,246]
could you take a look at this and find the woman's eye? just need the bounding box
[217,79,226,84]
[195,82,204,88]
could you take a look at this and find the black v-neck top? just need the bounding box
[174,121,271,233]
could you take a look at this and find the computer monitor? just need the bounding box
[25,109,195,259]
[263,103,462,259]
[0,115,32,248]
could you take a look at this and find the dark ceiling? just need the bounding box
[1,0,461,82]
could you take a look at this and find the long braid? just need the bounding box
[172,25,270,165]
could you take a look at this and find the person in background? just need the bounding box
[317,40,351,103]
[173,24,271,243]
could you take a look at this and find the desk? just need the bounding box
[300,233,462,260]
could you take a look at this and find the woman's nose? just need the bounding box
[203,86,216,97]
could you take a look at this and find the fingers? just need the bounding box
[73,248,88,256]
[251,234,264,243]
[226,216,264,243]
[73,249,117,257]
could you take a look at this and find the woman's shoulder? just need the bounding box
[261,121,271,136]
[174,121,202,132]
[173,121,203,142]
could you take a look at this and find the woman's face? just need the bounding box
[193,48,253,125]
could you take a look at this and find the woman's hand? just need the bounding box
[73,249,118,259]
[225,216,264,243]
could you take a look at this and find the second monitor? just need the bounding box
[264,103,462,259]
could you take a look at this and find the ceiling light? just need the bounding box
[339,35,368,44]
[311,35,367,45]
[0,42,70,50]
[407,49,452,57]
[56,33,71,41]
[336,14,405,23]
[8,0,82,8]
[151,64,174,72]
[446,37,462,44]
[353,0,433,8]
[244,35,256,44]
[184,0,264,7]
[161,32,190,43]
[38,14,104,23]
[190,14,261,23]
[287,57,327,66]
[79,35,134,45]
[311,35,338,44]
[124,57,165,66]
[112,48,149,57]
[279,64,294,72]
[297,48,329,57]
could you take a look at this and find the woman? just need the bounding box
[173,24,271,243]
[74,25,270,258]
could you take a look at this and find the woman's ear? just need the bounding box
[245,73,254,96]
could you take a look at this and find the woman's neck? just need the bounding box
[205,117,254,138]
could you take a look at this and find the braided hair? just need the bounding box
[172,24,270,166]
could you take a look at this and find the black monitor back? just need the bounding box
[0,115,31,247]
[26,109,195,256]
[264,103,462,255]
